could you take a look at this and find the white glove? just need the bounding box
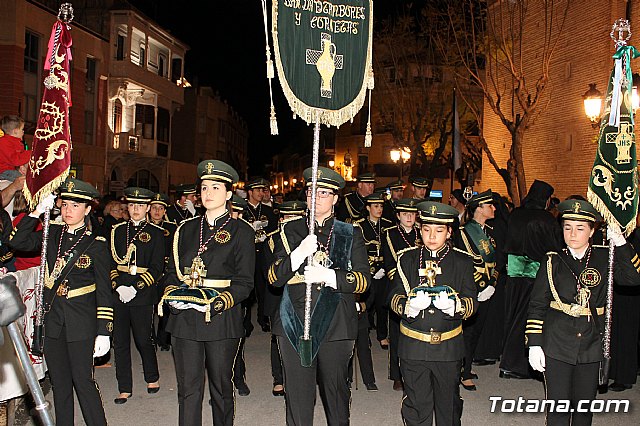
[304,264,337,289]
[411,292,432,310]
[290,235,318,270]
[528,346,546,372]
[477,286,496,302]
[184,199,196,216]
[433,291,456,316]
[93,335,110,358]
[608,227,626,247]
[168,301,208,312]
[115,286,137,303]
[34,193,56,215]
[355,302,361,312]
[373,269,386,280]
[255,233,267,243]
[252,220,268,231]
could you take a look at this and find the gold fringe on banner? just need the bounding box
[23,168,69,210]
[271,1,374,128]
[587,188,637,237]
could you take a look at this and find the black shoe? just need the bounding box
[159,344,170,351]
[147,386,160,394]
[379,342,389,350]
[260,323,271,333]
[470,373,478,380]
[236,382,250,396]
[460,379,476,391]
[114,393,132,404]
[499,370,529,379]
[609,383,632,392]
[473,359,496,366]
[365,383,378,392]
[393,380,404,391]
[272,384,285,397]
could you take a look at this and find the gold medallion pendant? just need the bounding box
[313,250,333,268]
[579,268,601,287]
[187,256,207,288]
[215,229,231,244]
[51,258,66,280]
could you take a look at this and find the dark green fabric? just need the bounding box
[274,0,371,110]
[507,254,540,279]
[464,220,495,264]
[588,45,639,234]
[280,219,353,366]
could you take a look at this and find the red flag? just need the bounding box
[24,19,73,208]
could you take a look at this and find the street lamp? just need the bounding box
[390,147,411,179]
[583,83,604,129]
[328,160,335,168]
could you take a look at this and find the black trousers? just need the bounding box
[172,336,241,426]
[233,337,247,385]
[113,303,159,393]
[500,276,534,377]
[388,313,402,381]
[373,277,389,341]
[462,300,490,380]
[349,324,375,385]
[278,336,354,426]
[271,334,284,385]
[156,302,171,347]
[545,357,599,426]
[474,274,505,361]
[610,287,640,385]
[400,358,463,426]
[45,327,106,426]
[254,253,268,327]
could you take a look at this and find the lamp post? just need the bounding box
[390,147,411,179]
[583,83,604,129]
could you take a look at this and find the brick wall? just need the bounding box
[0,45,25,116]
[479,0,637,202]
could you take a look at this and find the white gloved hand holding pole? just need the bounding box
[528,346,546,372]
[373,269,386,280]
[184,199,196,216]
[32,193,56,216]
[608,227,627,247]
[477,286,496,302]
[290,235,318,270]
[304,264,337,289]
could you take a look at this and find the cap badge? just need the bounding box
[206,162,215,174]
[66,181,74,191]
[134,189,140,197]
[430,205,438,215]
[572,202,581,213]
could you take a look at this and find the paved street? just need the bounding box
[46,329,639,424]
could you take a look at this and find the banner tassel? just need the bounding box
[364,88,372,147]
[261,0,278,135]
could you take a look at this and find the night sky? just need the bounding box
[127,0,405,176]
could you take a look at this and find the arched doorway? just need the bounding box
[127,169,160,192]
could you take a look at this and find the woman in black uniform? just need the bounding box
[526,199,640,425]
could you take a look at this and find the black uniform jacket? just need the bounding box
[382,224,421,281]
[110,220,165,306]
[163,212,255,341]
[527,243,640,365]
[166,202,193,224]
[454,222,502,291]
[388,244,478,361]
[354,217,394,274]
[9,215,113,341]
[267,216,371,341]
[336,192,366,223]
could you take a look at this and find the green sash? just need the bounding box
[464,220,495,264]
[507,254,540,279]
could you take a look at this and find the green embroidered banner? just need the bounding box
[272,0,373,126]
[588,45,640,236]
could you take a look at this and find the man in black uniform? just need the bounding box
[354,192,394,349]
[382,179,405,223]
[166,183,197,224]
[388,201,477,426]
[335,172,376,223]
[245,177,278,333]
[267,166,370,426]
[408,176,431,201]
[500,179,562,379]
[382,197,421,391]
[9,178,112,425]
[110,187,165,403]
[148,192,178,351]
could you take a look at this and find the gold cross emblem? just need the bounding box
[605,122,633,164]
[66,181,74,191]
[206,162,215,174]
[305,33,344,98]
[134,189,140,196]
[292,202,298,208]
[430,205,438,215]
[155,194,161,200]
[418,260,442,286]
[572,202,581,213]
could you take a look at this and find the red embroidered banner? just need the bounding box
[24,20,73,208]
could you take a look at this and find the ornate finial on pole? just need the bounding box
[462,186,473,201]
[610,18,631,48]
[58,3,74,24]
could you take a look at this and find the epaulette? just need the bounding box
[592,244,608,249]
[452,247,474,258]
[148,222,165,232]
[381,217,394,225]
[112,221,127,230]
[95,236,106,242]
[266,228,280,238]
[397,246,420,257]
[282,216,303,225]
